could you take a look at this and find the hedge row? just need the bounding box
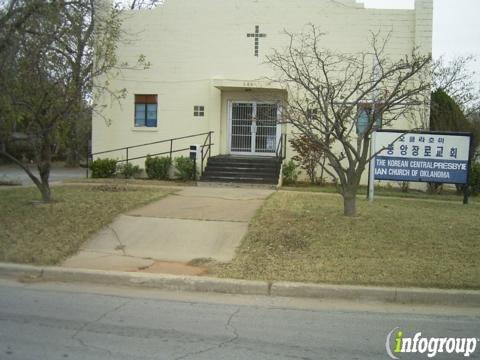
[89,155,195,181]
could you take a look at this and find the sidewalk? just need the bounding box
[62,186,273,274]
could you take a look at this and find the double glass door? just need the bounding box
[229,101,279,155]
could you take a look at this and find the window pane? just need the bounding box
[135,115,145,127]
[356,109,369,134]
[146,118,157,127]
[375,112,382,129]
[135,103,145,126]
[146,104,157,127]
[147,104,157,120]
[135,104,145,117]
[135,110,146,120]
[147,111,157,120]
[135,104,145,126]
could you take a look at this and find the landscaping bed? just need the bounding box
[64,178,194,187]
[0,185,174,265]
[216,191,480,289]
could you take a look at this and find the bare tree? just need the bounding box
[267,25,431,216]
[432,55,480,118]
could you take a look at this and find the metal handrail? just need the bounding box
[275,135,282,158]
[90,131,213,156]
[200,131,212,176]
[86,131,214,178]
[276,133,287,160]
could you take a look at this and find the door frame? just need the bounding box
[227,100,282,156]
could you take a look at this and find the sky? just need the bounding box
[357,0,480,60]
[358,0,480,88]
[431,0,480,62]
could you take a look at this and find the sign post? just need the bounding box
[190,144,200,181]
[372,130,472,203]
[368,131,376,202]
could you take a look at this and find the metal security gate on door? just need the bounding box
[228,101,280,155]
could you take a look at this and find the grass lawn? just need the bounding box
[0,185,174,265]
[216,191,480,289]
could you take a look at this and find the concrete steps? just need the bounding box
[201,155,281,185]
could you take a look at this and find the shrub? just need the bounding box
[282,159,299,185]
[398,181,409,193]
[174,156,195,181]
[117,163,142,179]
[145,155,172,180]
[290,134,326,184]
[427,182,443,194]
[469,162,480,195]
[90,158,117,178]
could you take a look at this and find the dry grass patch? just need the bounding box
[282,183,478,203]
[0,185,174,265]
[217,191,480,289]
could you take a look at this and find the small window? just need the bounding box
[306,108,318,120]
[135,94,157,127]
[356,103,382,135]
[194,105,205,117]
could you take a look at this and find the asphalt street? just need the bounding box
[0,279,478,360]
[0,164,85,186]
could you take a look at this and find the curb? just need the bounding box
[1,263,479,307]
[270,282,480,307]
[0,263,268,296]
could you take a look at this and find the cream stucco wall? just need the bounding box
[92,0,433,183]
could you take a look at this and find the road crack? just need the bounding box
[71,300,129,356]
[174,307,241,360]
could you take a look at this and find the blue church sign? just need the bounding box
[373,130,472,184]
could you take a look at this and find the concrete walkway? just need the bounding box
[63,186,273,274]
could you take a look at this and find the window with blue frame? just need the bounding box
[135,94,157,127]
[356,102,382,135]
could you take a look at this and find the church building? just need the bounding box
[92,0,433,184]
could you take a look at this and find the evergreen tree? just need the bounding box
[430,89,472,132]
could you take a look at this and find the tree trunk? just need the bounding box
[32,131,53,203]
[0,149,52,202]
[319,154,327,184]
[342,186,357,217]
[38,182,51,202]
[38,164,51,202]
